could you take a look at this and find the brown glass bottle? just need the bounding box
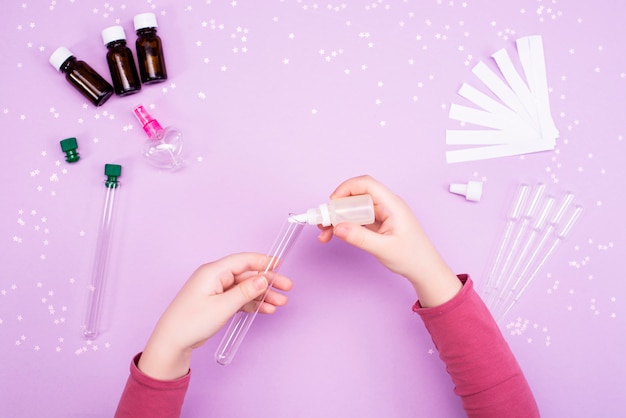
[49,47,113,107]
[134,13,168,84]
[102,26,141,96]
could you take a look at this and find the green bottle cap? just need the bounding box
[104,164,122,188]
[60,137,80,163]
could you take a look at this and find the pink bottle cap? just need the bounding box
[133,105,163,139]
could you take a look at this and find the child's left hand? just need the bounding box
[138,252,293,380]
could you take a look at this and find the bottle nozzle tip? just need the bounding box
[133,105,163,138]
[288,213,308,224]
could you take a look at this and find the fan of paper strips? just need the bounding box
[446,36,559,163]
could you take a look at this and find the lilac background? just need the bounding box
[1,1,625,417]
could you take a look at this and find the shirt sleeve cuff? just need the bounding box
[130,352,191,390]
[411,274,471,315]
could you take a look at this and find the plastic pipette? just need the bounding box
[499,205,583,320]
[490,185,548,314]
[494,192,574,320]
[497,183,545,283]
[215,218,305,365]
[508,196,555,290]
[482,184,529,306]
[81,164,122,340]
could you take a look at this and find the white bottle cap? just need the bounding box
[450,181,483,202]
[134,12,158,30]
[102,25,127,45]
[303,204,331,227]
[49,46,73,71]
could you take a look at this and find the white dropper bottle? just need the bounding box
[289,194,375,226]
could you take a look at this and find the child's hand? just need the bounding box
[318,175,461,307]
[138,253,293,380]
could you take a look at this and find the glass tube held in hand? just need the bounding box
[81,164,122,340]
[215,194,375,365]
[215,219,305,365]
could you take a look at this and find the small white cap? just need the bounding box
[49,46,73,71]
[102,25,126,45]
[304,204,331,226]
[450,181,483,202]
[134,12,158,30]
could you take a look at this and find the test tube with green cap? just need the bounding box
[81,164,122,340]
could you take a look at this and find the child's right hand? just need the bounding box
[317,175,462,307]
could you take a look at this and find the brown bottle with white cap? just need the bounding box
[49,47,113,106]
[102,25,141,96]
[134,12,168,84]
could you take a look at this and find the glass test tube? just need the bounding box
[82,164,122,340]
[215,218,305,365]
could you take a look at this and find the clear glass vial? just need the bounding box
[49,46,114,106]
[134,12,168,84]
[102,26,141,96]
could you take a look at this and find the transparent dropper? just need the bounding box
[215,218,305,365]
[482,184,529,306]
[508,196,556,290]
[512,191,574,288]
[491,184,548,314]
[497,183,545,283]
[494,192,574,320]
[498,205,583,320]
[81,164,122,340]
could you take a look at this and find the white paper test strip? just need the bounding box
[445,35,558,163]
[517,36,559,142]
[491,49,540,130]
[446,129,531,145]
[471,61,536,128]
[446,141,556,163]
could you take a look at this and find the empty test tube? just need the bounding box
[215,218,305,365]
[81,164,122,340]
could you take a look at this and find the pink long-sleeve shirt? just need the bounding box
[115,276,539,417]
